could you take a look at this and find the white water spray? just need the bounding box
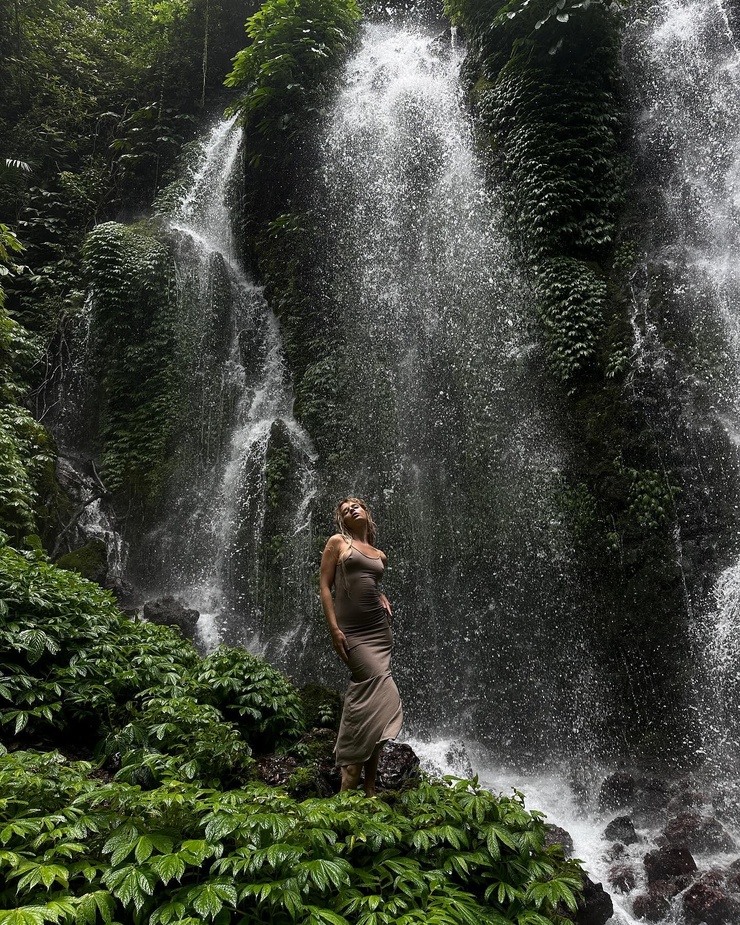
[139,119,317,658]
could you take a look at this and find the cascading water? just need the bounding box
[539,3,740,922]
[39,294,128,587]
[135,119,317,655]
[624,1,740,773]
[300,21,608,764]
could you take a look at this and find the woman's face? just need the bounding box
[339,499,367,529]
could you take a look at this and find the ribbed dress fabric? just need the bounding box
[333,547,403,766]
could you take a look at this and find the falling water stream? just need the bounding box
[298,9,740,924]
[625,0,740,775]
[136,119,317,654]
[301,20,606,762]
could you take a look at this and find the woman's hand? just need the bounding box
[380,593,392,622]
[331,627,350,663]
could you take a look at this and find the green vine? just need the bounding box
[226,0,361,153]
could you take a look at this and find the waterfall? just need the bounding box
[298,21,605,762]
[624,0,740,778]
[136,118,317,655]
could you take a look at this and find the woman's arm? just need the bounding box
[378,550,392,620]
[320,534,350,663]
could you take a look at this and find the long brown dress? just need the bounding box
[333,546,403,766]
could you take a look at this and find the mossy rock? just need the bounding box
[55,538,108,584]
[299,683,341,731]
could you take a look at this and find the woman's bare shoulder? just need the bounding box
[323,533,348,552]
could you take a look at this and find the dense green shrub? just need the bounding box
[0,750,584,925]
[0,539,305,788]
[0,533,587,924]
[103,695,255,788]
[195,647,305,754]
[0,536,198,743]
[226,0,361,150]
[226,0,361,241]
[0,0,259,332]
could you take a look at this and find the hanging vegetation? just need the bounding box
[82,222,179,505]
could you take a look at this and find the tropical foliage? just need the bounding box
[226,0,360,238]
[0,227,54,541]
[0,532,586,925]
[0,536,304,779]
[0,753,584,925]
[226,0,361,147]
[82,222,179,502]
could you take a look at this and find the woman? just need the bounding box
[319,497,403,796]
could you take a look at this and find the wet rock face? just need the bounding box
[666,788,706,815]
[575,876,613,925]
[682,880,740,925]
[255,736,418,799]
[661,813,736,853]
[632,880,680,922]
[55,538,108,584]
[633,778,672,816]
[607,861,638,893]
[143,596,199,638]
[545,824,574,856]
[378,742,421,790]
[599,772,635,812]
[644,844,698,882]
[727,859,740,893]
[604,815,639,845]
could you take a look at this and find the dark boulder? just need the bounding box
[575,875,613,925]
[683,881,740,925]
[604,815,639,845]
[545,824,574,857]
[106,576,135,605]
[378,742,420,790]
[667,788,706,815]
[267,735,419,798]
[633,778,672,815]
[727,859,740,892]
[598,772,635,811]
[255,729,339,798]
[604,842,627,861]
[644,844,697,882]
[143,597,199,638]
[727,870,740,894]
[632,880,680,921]
[661,813,736,853]
[607,862,638,893]
[700,868,727,886]
[256,753,299,788]
[55,538,108,584]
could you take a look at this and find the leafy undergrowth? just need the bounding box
[1,536,585,924]
[0,535,304,785]
[0,754,583,925]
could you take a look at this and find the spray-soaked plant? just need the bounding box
[0,751,585,925]
[194,647,306,753]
